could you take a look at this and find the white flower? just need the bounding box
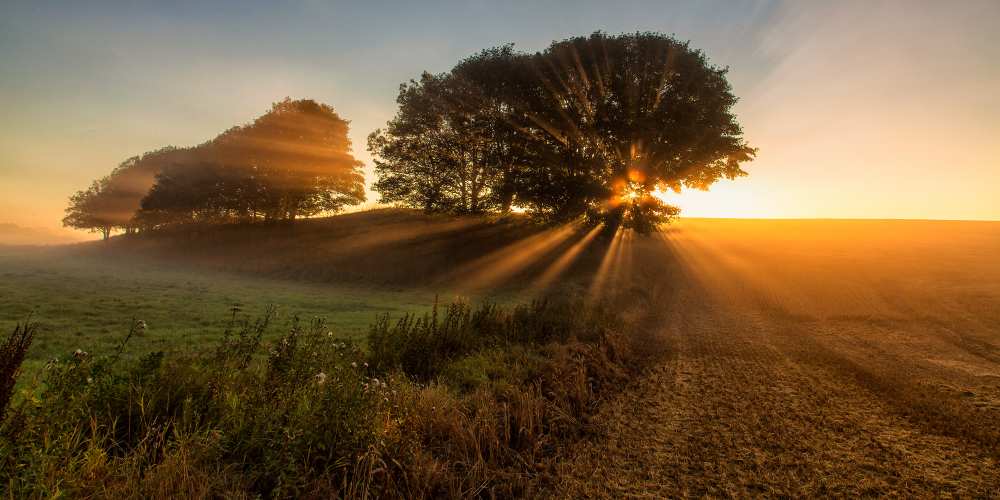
[351,362,357,368]
[73,349,88,358]
[327,331,334,337]
[315,372,327,385]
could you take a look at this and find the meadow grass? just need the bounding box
[0,248,524,382]
[0,295,645,498]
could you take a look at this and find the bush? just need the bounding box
[1,296,654,498]
[0,321,34,424]
[368,298,621,381]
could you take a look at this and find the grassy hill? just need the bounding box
[61,208,606,289]
[1,209,612,380]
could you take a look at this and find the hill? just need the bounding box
[60,208,609,290]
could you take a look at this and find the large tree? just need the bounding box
[370,32,756,232]
[369,46,528,215]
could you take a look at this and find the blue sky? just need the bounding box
[2,0,999,236]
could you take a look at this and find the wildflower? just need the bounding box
[86,377,93,384]
[73,349,88,358]
[363,362,369,368]
[351,362,357,368]
[327,331,334,337]
[136,320,147,331]
[315,372,327,385]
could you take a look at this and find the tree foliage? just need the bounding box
[370,32,756,232]
[62,178,128,239]
[369,46,529,214]
[64,99,365,236]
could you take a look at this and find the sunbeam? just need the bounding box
[587,226,625,301]
[447,223,579,290]
[530,224,603,290]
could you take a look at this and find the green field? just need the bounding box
[0,247,517,381]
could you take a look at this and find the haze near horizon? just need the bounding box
[1,0,998,240]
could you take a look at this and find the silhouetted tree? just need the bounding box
[65,98,366,234]
[371,46,534,215]
[370,32,756,232]
[62,178,120,239]
[208,99,366,220]
[515,32,755,228]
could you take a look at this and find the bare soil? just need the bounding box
[552,219,1000,497]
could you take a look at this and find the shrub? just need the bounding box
[0,321,34,424]
[368,298,622,381]
[1,295,654,498]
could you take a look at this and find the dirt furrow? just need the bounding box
[550,280,1000,497]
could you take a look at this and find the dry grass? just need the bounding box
[6,216,999,497]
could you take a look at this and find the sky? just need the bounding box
[1,0,998,239]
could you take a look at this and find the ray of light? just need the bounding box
[587,226,625,301]
[616,228,636,289]
[655,221,900,320]
[530,224,603,291]
[448,223,579,290]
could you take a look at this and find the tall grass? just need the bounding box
[1,321,34,423]
[0,296,650,498]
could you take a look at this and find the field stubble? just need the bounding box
[553,219,1000,497]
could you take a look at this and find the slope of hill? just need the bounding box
[61,208,607,290]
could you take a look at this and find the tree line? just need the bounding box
[63,99,366,238]
[65,32,754,238]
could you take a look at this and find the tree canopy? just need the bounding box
[62,178,121,240]
[64,99,365,236]
[369,32,756,232]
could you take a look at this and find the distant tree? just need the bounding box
[136,162,228,227]
[66,98,366,234]
[370,32,756,232]
[209,98,366,220]
[62,178,120,240]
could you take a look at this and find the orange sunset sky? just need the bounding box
[1,0,998,240]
